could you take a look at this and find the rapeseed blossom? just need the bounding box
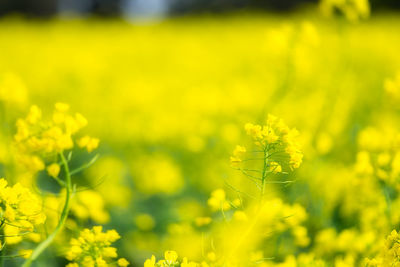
[365,230,400,266]
[241,114,303,171]
[10,103,102,266]
[66,226,128,267]
[0,178,45,244]
[14,103,98,174]
[145,117,307,266]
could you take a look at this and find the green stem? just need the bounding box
[22,152,72,267]
[226,146,270,263]
[261,146,269,200]
[0,223,4,267]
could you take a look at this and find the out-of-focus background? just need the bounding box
[0,0,400,17]
[1,0,400,266]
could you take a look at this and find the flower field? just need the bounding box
[1,2,400,266]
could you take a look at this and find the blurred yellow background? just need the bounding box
[1,4,400,266]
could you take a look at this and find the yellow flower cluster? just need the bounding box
[144,251,207,267]
[78,135,101,153]
[0,178,45,244]
[14,103,98,173]
[66,226,128,267]
[365,230,400,266]
[234,114,302,171]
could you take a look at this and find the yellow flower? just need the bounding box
[78,136,100,152]
[19,249,32,259]
[118,258,130,266]
[13,104,98,174]
[0,178,46,245]
[263,126,279,144]
[102,247,117,258]
[47,163,60,178]
[144,255,156,267]
[165,250,178,263]
[207,189,230,211]
[245,123,263,141]
[26,105,41,125]
[367,229,400,265]
[269,161,282,173]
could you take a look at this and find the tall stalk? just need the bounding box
[261,145,269,201]
[22,152,72,267]
[227,145,270,260]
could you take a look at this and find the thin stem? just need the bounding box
[224,181,257,200]
[70,154,99,176]
[0,223,4,267]
[225,145,271,264]
[52,176,66,187]
[240,170,261,181]
[22,152,73,267]
[261,146,269,200]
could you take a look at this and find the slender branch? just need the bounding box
[70,154,99,176]
[52,176,66,187]
[224,181,257,200]
[0,222,4,267]
[240,170,261,181]
[22,152,73,267]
